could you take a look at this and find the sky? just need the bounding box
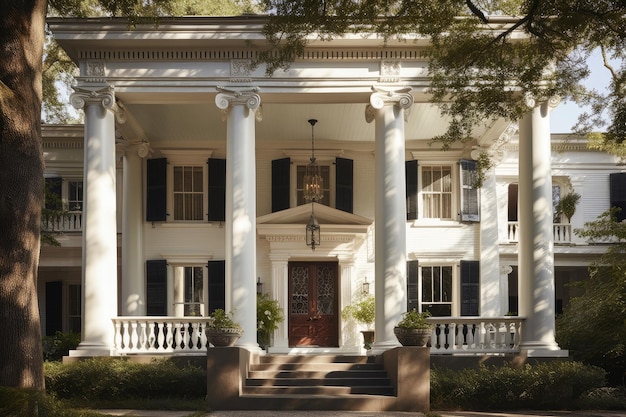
[550,49,611,133]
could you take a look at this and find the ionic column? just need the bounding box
[69,82,118,356]
[121,142,150,316]
[338,258,355,348]
[518,97,566,356]
[365,86,413,353]
[215,87,262,352]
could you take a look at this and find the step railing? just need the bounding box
[112,317,212,354]
[506,222,572,244]
[427,317,524,354]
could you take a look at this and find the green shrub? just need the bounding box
[45,358,206,403]
[431,361,608,410]
[43,332,81,361]
[0,386,104,417]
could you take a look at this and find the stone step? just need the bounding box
[247,369,388,379]
[258,354,374,364]
[243,385,395,396]
[250,362,382,372]
[246,377,392,387]
[234,394,398,411]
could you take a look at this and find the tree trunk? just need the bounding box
[0,0,47,390]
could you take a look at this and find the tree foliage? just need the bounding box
[259,0,626,152]
[557,208,626,385]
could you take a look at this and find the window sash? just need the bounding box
[422,166,452,219]
[67,181,83,211]
[421,266,453,316]
[173,166,204,220]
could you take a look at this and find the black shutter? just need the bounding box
[45,281,63,336]
[45,177,63,210]
[407,260,419,312]
[460,159,480,222]
[146,158,167,222]
[208,158,226,221]
[460,260,480,316]
[207,260,226,314]
[146,260,168,316]
[406,160,418,220]
[272,158,290,212]
[610,173,626,222]
[335,157,353,213]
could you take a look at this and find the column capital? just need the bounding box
[365,86,413,123]
[500,265,513,275]
[70,81,117,111]
[215,86,261,110]
[117,141,152,159]
[524,94,561,111]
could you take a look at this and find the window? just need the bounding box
[422,166,452,219]
[173,166,204,221]
[296,164,331,206]
[183,266,204,316]
[421,265,453,316]
[68,284,81,333]
[67,180,83,211]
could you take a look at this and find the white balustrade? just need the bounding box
[427,317,524,355]
[112,317,213,354]
[506,222,571,244]
[42,211,83,232]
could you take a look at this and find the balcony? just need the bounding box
[507,222,572,244]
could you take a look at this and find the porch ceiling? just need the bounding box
[121,101,509,147]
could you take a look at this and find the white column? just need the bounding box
[216,87,261,352]
[69,82,118,356]
[365,86,413,354]
[173,265,185,317]
[518,97,566,356]
[338,259,355,349]
[270,257,289,350]
[569,177,586,245]
[121,143,149,316]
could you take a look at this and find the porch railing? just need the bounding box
[42,211,83,232]
[427,317,524,355]
[507,222,571,244]
[112,317,212,354]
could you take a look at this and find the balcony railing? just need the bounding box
[112,317,212,355]
[507,222,572,244]
[428,317,524,355]
[42,211,83,232]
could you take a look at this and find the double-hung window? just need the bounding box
[422,165,453,219]
[173,166,204,221]
[67,180,83,211]
[421,265,453,316]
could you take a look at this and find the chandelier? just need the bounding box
[305,119,321,250]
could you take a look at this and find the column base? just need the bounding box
[520,341,569,358]
[370,339,401,356]
[68,342,115,357]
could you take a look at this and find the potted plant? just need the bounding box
[257,293,284,350]
[393,309,432,347]
[206,309,243,347]
[555,191,581,223]
[342,295,375,349]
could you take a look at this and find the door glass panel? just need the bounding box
[290,266,309,315]
[316,265,334,315]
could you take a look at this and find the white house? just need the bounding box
[41,16,626,358]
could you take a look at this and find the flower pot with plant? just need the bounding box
[206,309,243,347]
[555,191,581,223]
[393,309,432,347]
[342,295,375,349]
[257,293,284,350]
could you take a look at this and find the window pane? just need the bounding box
[434,267,441,302]
[174,194,184,220]
[422,267,432,302]
[442,167,452,192]
[423,169,433,192]
[183,167,193,192]
[442,266,453,302]
[442,194,452,219]
[193,168,203,192]
[174,167,183,192]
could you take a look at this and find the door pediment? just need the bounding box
[257,204,372,238]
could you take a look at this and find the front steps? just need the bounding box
[206,347,430,411]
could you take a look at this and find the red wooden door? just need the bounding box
[288,262,339,347]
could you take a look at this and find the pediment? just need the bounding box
[257,203,372,237]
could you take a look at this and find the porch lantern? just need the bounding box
[306,204,321,251]
[304,118,322,251]
[362,276,370,295]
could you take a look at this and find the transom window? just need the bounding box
[173,166,204,221]
[422,165,452,219]
[296,164,330,206]
[421,265,453,316]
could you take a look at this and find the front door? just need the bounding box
[288,262,339,347]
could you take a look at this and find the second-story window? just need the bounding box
[173,166,204,221]
[67,180,83,211]
[422,165,452,219]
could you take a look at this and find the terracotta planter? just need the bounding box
[360,330,375,350]
[393,327,432,347]
[206,328,242,347]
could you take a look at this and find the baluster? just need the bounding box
[190,322,200,350]
[164,322,174,352]
[448,323,457,351]
[174,322,183,351]
[122,320,130,352]
[147,322,156,351]
[113,320,121,353]
[138,321,148,352]
[200,321,208,350]
[129,322,138,352]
